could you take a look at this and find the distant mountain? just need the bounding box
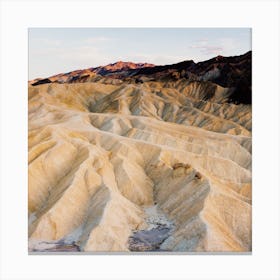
[92,61,155,74]
[30,61,155,85]
[31,51,251,104]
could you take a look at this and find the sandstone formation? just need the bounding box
[28,52,252,252]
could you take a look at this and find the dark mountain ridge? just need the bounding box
[31,51,252,104]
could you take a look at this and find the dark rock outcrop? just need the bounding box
[31,78,52,86]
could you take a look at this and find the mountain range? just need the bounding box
[31,51,251,104]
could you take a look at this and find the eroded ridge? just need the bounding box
[28,75,251,252]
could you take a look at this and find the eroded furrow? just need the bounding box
[28,81,251,252]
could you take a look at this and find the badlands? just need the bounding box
[28,52,252,252]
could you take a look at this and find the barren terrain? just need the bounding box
[28,52,252,252]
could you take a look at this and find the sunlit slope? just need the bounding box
[28,80,251,252]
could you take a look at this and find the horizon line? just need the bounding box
[29,50,252,81]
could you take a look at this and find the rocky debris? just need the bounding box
[128,205,174,252]
[128,226,171,251]
[29,240,80,252]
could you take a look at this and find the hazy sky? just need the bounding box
[29,28,251,79]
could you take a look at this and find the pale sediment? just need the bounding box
[28,80,251,252]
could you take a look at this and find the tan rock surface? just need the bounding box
[28,80,251,252]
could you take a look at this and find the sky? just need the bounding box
[29,28,251,79]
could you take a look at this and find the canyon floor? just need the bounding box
[28,54,252,253]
